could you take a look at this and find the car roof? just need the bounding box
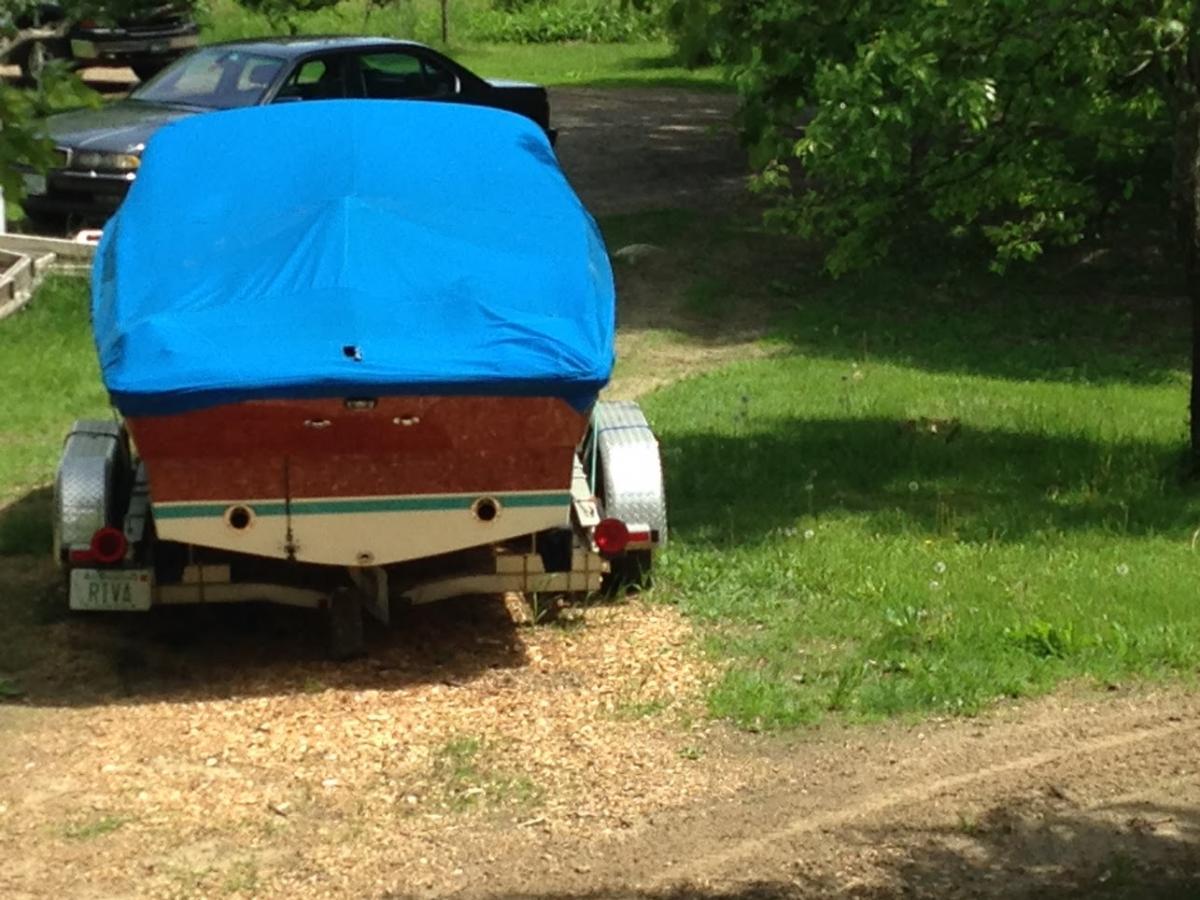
[205,36,429,58]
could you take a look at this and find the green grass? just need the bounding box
[431,735,542,811]
[221,859,260,895]
[451,42,729,89]
[196,0,726,90]
[200,0,478,45]
[0,277,107,508]
[3,209,1198,732]
[62,814,129,840]
[622,211,1200,728]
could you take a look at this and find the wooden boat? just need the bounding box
[56,100,666,655]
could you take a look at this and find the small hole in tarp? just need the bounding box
[343,345,362,362]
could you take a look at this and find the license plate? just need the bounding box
[21,173,46,196]
[70,569,153,611]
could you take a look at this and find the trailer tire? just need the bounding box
[602,549,652,597]
[327,587,365,660]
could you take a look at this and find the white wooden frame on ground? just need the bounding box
[0,233,97,320]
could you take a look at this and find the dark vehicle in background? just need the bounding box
[23,37,557,225]
[7,2,198,83]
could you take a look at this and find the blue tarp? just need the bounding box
[92,100,614,416]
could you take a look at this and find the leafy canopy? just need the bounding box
[670,0,1190,274]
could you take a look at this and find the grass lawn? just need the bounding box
[2,210,1198,730]
[0,276,106,502]
[197,0,728,90]
[451,42,728,90]
[628,211,1200,728]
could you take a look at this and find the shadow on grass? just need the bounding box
[665,417,1198,545]
[477,803,1200,899]
[0,486,52,556]
[601,209,1187,389]
[776,265,1187,390]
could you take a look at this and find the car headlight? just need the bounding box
[72,151,141,172]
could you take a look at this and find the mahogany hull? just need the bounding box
[127,396,589,566]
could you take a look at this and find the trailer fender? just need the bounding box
[589,400,668,546]
[54,419,129,564]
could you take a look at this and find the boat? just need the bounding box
[93,99,613,566]
[57,99,667,655]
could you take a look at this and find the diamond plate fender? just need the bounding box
[54,419,128,562]
[589,400,668,545]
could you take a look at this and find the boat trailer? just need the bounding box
[53,400,668,657]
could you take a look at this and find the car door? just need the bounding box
[347,49,461,101]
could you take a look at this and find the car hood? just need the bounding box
[44,101,198,153]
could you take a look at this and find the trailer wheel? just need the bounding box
[327,587,365,660]
[602,549,652,598]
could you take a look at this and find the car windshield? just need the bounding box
[130,48,285,109]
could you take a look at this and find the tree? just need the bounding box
[0,1,97,220]
[669,1,1200,458]
[235,0,340,34]
[0,1,195,219]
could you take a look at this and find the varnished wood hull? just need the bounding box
[127,396,588,566]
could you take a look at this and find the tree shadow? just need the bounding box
[774,260,1187,389]
[849,799,1200,899]
[0,485,52,555]
[470,801,1200,898]
[552,88,746,217]
[599,208,1187,389]
[664,417,1198,546]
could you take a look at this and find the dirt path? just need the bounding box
[4,660,1197,899]
[550,86,745,216]
[2,85,1198,899]
[442,684,1200,899]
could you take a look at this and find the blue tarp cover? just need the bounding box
[92,100,614,416]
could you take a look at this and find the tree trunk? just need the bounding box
[1176,14,1200,468]
[1182,102,1200,463]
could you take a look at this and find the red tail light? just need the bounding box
[594,518,629,557]
[79,18,98,28]
[90,527,127,565]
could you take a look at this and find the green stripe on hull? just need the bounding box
[153,492,571,520]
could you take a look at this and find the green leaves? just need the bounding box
[669,0,1187,275]
[0,61,98,220]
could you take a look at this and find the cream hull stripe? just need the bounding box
[153,505,572,566]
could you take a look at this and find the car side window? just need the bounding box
[275,57,345,102]
[357,52,457,100]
